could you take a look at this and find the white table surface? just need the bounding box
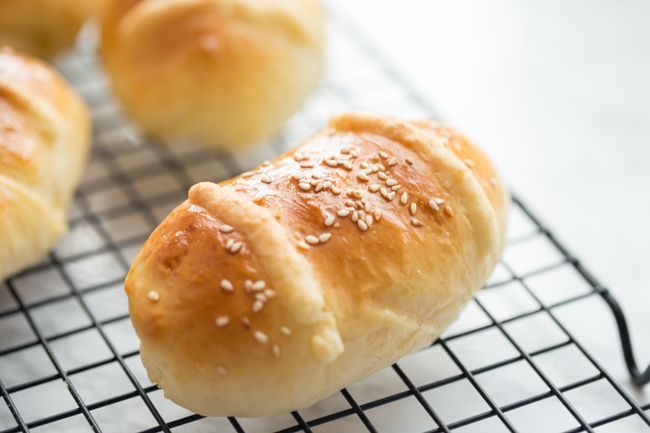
[333,0,650,408]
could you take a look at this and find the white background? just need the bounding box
[333,0,650,406]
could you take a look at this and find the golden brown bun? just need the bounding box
[125,113,508,417]
[101,0,324,149]
[0,49,90,281]
[0,0,104,59]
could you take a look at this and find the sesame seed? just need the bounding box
[242,171,255,178]
[252,281,266,291]
[293,152,305,161]
[220,224,234,233]
[410,203,417,215]
[306,235,320,245]
[341,146,351,154]
[147,291,159,302]
[229,242,243,253]
[253,331,268,343]
[226,239,234,249]
[325,159,338,167]
[242,316,251,328]
[264,289,276,298]
[216,316,229,327]
[429,200,439,211]
[379,151,388,159]
[275,205,282,219]
[315,183,324,192]
[312,173,322,179]
[453,142,461,151]
[281,326,292,335]
[355,201,363,209]
[351,211,359,222]
[272,344,281,358]
[380,187,388,197]
[364,202,370,213]
[261,176,271,183]
[323,181,332,189]
[372,164,380,173]
[319,233,331,243]
[357,220,368,231]
[369,184,381,192]
[386,179,398,187]
[401,193,408,204]
[352,189,362,198]
[299,183,311,190]
[490,177,498,186]
[361,168,373,175]
[337,209,350,217]
[412,219,424,227]
[292,173,303,180]
[244,280,253,293]
[378,172,388,180]
[377,164,386,172]
[360,162,369,169]
[445,206,454,217]
[252,300,264,313]
[387,192,396,201]
[324,216,335,226]
[434,198,445,204]
[332,186,341,195]
[374,210,382,221]
[253,193,264,202]
[392,185,402,191]
[388,158,398,166]
[217,365,228,376]
[350,150,358,157]
[365,215,373,227]
[358,210,365,220]
[357,172,369,181]
[441,136,450,144]
[220,279,234,292]
[464,159,475,168]
[301,162,315,168]
[255,293,267,302]
[345,200,356,207]
[310,179,322,186]
[342,161,353,170]
[406,157,413,164]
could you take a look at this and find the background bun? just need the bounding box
[101,0,324,149]
[0,0,104,58]
[0,49,90,281]
[125,113,508,417]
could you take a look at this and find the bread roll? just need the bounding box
[0,0,104,59]
[0,48,90,282]
[101,0,324,149]
[125,113,508,417]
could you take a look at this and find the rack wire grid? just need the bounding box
[1,8,649,433]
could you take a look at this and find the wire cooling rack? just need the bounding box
[1,8,649,433]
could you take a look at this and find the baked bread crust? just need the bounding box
[0,0,103,59]
[101,0,324,149]
[125,112,508,417]
[0,49,90,281]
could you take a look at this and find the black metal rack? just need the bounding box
[0,8,648,433]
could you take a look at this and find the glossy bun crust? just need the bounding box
[101,0,324,149]
[0,49,90,281]
[0,0,103,58]
[125,113,508,417]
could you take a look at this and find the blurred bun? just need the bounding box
[101,0,324,149]
[0,49,90,281]
[0,0,104,58]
